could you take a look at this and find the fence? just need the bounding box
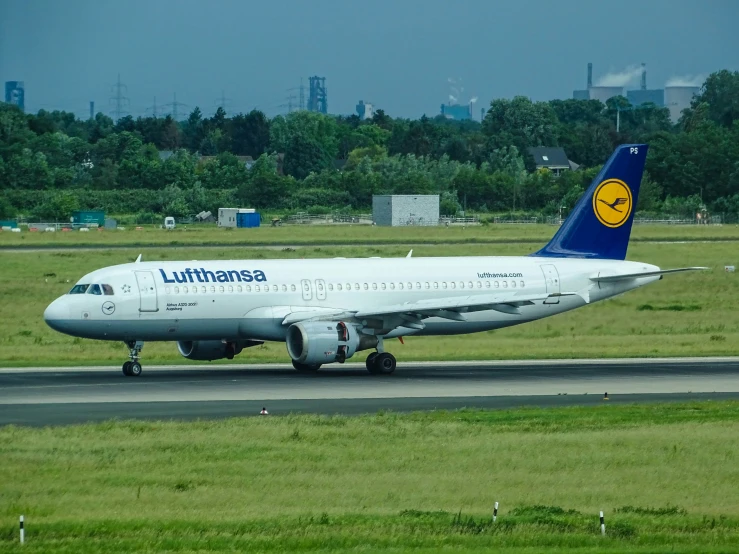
[284,213,373,225]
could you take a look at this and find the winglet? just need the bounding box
[135,254,142,263]
[533,144,648,260]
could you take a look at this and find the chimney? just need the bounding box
[641,63,647,90]
[587,62,593,88]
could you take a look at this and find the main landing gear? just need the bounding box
[122,340,144,377]
[366,351,396,374]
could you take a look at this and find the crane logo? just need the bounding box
[593,179,632,228]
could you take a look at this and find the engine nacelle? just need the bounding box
[177,340,262,361]
[286,321,375,365]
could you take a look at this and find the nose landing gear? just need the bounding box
[122,340,144,376]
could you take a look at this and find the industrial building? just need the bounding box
[372,195,439,227]
[665,85,699,123]
[356,100,374,120]
[4,81,25,111]
[627,63,664,107]
[440,103,472,120]
[307,76,328,114]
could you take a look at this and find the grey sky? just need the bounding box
[1,0,737,120]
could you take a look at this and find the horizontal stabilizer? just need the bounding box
[590,267,708,282]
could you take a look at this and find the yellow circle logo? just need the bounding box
[592,179,632,228]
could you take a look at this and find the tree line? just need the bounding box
[1,70,738,222]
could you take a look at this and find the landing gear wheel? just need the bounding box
[129,362,142,377]
[365,352,379,372]
[292,360,321,372]
[369,352,396,375]
[122,361,132,376]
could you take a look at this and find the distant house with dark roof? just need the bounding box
[527,147,579,176]
[198,155,255,169]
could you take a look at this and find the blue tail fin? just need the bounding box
[533,144,648,260]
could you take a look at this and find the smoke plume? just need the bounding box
[595,65,643,87]
[665,75,704,87]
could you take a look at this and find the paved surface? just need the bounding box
[1,358,738,426]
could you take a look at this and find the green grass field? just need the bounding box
[1,402,738,552]
[0,240,737,366]
[2,223,739,249]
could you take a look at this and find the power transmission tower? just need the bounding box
[278,94,297,114]
[145,96,159,118]
[214,89,232,113]
[109,73,130,121]
[164,93,188,121]
[287,78,306,110]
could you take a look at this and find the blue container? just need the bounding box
[236,212,260,228]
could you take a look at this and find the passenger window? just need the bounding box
[363,283,368,290]
[245,285,251,292]
[476,282,482,288]
[520,280,525,288]
[228,286,233,293]
[485,281,491,288]
[264,286,269,293]
[272,285,277,292]
[328,284,334,291]
[210,286,216,293]
[442,282,447,289]
[346,283,351,290]
[494,281,499,288]
[237,286,242,293]
[372,283,377,290]
[219,286,224,293]
[88,284,102,295]
[468,281,473,289]
[201,286,206,293]
[398,283,404,290]
[503,281,508,288]
[451,282,456,289]
[511,281,516,288]
[337,284,343,291]
[69,284,89,294]
[459,282,464,289]
[165,287,171,294]
[424,282,430,289]
[255,285,260,292]
[282,285,287,292]
[381,283,386,290]
[291,284,296,292]
[174,286,180,294]
[415,282,420,289]
[183,286,188,293]
[390,283,395,290]
[433,282,438,289]
[192,287,197,294]
[102,284,114,295]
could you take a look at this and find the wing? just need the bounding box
[282,290,581,332]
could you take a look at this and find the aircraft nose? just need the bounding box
[44,297,71,331]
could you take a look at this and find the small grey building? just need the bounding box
[372,195,440,226]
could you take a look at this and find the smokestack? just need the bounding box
[641,63,647,90]
[89,101,95,120]
[587,63,593,88]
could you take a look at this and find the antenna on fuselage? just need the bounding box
[134,254,142,263]
[406,250,413,258]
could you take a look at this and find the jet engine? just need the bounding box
[286,321,376,365]
[177,339,262,361]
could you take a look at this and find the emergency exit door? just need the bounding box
[135,271,159,312]
[540,264,560,304]
[301,279,313,301]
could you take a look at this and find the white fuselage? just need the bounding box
[43,255,660,343]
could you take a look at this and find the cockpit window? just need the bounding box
[88,284,102,295]
[102,284,114,295]
[69,284,89,294]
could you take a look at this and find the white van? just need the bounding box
[164,217,175,230]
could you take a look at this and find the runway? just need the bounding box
[1,358,738,426]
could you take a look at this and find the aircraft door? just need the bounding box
[315,279,327,301]
[540,264,560,304]
[135,270,159,312]
[300,279,313,301]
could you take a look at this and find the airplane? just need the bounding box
[44,144,705,377]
